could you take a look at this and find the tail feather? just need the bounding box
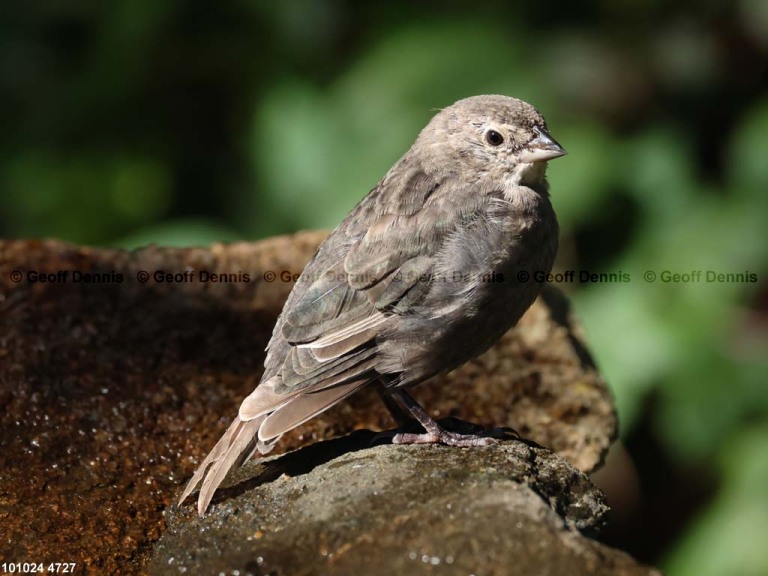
[178,415,268,515]
[258,378,368,441]
[180,370,377,515]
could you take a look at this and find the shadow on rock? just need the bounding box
[211,429,379,507]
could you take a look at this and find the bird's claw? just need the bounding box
[391,429,500,447]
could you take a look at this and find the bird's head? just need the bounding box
[417,95,566,189]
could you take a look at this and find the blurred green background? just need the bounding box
[2,1,766,572]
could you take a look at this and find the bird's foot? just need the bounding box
[374,388,520,447]
[372,417,518,447]
[392,428,498,446]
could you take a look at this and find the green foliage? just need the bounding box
[664,425,768,576]
[575,111,768,455]
[114,219,240,250]
[1,3,766,572]
[3,152,172,243]
[244,20,545,236]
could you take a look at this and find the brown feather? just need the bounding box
[237,376,290,421]
[180,95,562,516]
[258,378,369,441]
[179,415,266,516]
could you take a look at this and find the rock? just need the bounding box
[151,438,657,576]
[0,232,618,574]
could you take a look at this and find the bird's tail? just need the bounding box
[178,415,269,516]
[179,374,372,515]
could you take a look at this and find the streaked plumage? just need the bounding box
[180,95,566,515]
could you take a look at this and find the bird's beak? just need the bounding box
[519,127,566,163]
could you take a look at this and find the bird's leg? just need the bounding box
[376,385,415,428]
[388,389,499,447]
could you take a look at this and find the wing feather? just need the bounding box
[182,156,488,515]
[258,378,369,441]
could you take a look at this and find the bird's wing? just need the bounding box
[181,161,479,514]
[239,163,472,428]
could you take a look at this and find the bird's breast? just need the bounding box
[380,187,558,384]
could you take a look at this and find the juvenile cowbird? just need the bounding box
[180,95,566,515]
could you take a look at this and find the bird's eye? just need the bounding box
[485,130,504,146]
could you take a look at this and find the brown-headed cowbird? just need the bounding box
[180,95,566,515]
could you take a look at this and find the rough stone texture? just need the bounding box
[0,232,618,574]
[151,440,657,576]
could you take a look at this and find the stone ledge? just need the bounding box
[0,232,618,574]
[153,438,657,576]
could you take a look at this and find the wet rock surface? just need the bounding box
[1,231,619,574]
[153,439,657,576]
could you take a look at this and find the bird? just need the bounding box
[179,94,566,515]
